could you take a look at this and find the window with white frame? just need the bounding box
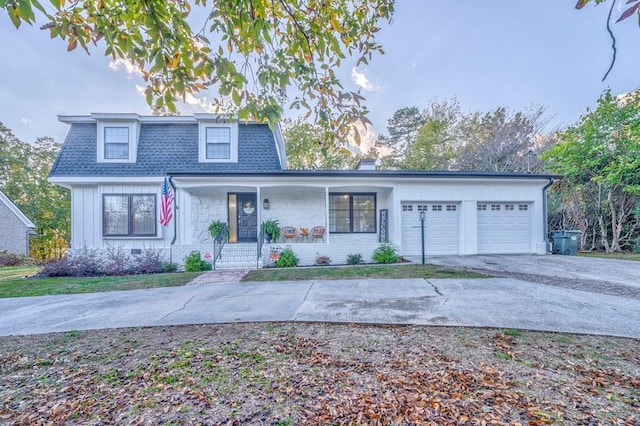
[103,194,156,237]
[97,121,137,163]
[205,127,231,159]
[104,127,130,159]
[198,121,238,163]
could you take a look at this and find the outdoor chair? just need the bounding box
[281,226,297,243]
[311,226,325,243]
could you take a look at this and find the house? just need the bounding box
[49,113,560,269]
[0,190,36,256]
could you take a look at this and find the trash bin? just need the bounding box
[551,230,582,255]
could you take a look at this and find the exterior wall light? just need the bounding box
[263,198,270,210]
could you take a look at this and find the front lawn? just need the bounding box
[243,263,487,281]
[0,265,40,282]
[0,272,201,298]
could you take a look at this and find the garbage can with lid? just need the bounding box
[551,230,582,255]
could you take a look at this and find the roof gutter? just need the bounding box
[542,177,557,253]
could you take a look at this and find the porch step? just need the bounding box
[214,244,262,270]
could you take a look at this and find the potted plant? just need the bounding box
[262,219,280,243]
[208,220,228,242]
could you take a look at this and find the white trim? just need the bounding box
[273,123,288,170]
[58,113,262,125]
[0,190,36,228]
[49,176,165,185]
[198,121,239,163]
[97,121,139,163]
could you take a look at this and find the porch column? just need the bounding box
[325,186,330,244]
[256,186,261,237]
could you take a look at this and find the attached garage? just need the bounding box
[401,202,459,255]
[477,203,531,254]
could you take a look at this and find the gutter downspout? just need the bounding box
[542,178,556,253]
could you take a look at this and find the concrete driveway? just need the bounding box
[1,254,639,338]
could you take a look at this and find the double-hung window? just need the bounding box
[103,194,156,237]
[205,127,231,159]
[198,120,238,163]
[104,127,130,160]
[329,193,376,233]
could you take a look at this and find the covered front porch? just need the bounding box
[172,176,393,267]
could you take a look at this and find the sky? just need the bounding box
[1,1,639,146]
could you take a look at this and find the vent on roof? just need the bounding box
[356,158,376,170]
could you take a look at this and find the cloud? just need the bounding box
[20,117,32,125]
[351,67,377,92]
[135,84,223,113]
[109,59,142,77]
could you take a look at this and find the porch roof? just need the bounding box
[169,170,562,180]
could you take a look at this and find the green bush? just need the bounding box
[162,262,179,273]
[184,251,212,272]
[275,247,299,268]
[346,253,363,265]
[372,243,401,264]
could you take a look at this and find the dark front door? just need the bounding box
[236,193,257,242]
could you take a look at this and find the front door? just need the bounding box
[235,193,257,242]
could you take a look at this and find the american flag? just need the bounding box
[159,176,174,226]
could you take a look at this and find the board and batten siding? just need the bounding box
[392,179,548,255]
[70,184,171,249]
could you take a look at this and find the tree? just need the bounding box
[3,0,394,140]
[0,124,70,260]
[542,90,640,252]
[401,100,462,171]
[282,118,357,170]
[375,101,553,173]
[376,107,425,167]
[456,106,551,173]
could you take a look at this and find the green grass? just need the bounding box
[0,272,201,299]
[578,252,640,261]
[242,263,488,282]
[0,265,41,281]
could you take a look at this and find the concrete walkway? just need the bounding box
[1,271,639,338]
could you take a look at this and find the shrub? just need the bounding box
[104,245,135,275]
[184,251,212,272]
[38,248,104,277]
[372,243,401,264]
[0,251,29,267]
[346,253,363,265]
[134,248,165,274]
[275,247,299,268]
[315,255,331,266]
[162,262,179,273]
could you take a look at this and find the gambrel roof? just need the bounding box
[50,116,284,178]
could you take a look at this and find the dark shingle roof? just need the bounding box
[49,122,282,177]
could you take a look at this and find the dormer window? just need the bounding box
[205,127,231,159]
[97,120,138,163]
[198,120,238,163]
[104,127,130,159]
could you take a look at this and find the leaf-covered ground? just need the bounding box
[1,324,638,425]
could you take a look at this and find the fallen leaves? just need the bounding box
[0,324,638,425]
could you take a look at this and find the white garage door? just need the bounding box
[477,203,531,254]
[401,202,459,255]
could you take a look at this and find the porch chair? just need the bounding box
[311,226,325,243]
[281,226,297,243]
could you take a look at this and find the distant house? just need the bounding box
[50,113,560,269]
[0,190,36,256]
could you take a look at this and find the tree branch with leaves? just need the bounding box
[3,0,393,140]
